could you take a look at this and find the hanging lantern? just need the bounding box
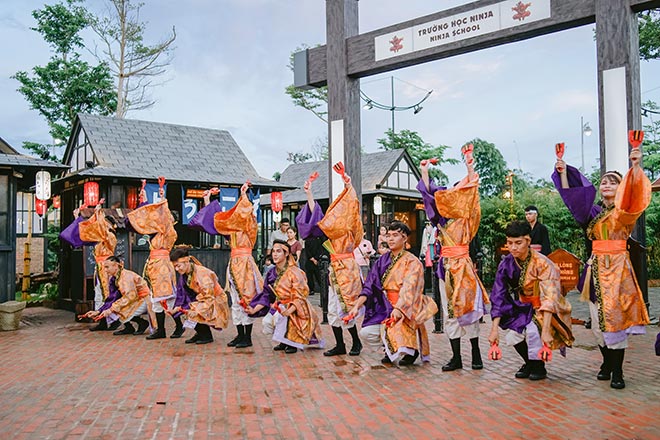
[52,195,61,209]
[373,195,383,216]
[35,171,51,200]
[127,186,138,210]
[84,181,100,206]
[271,192,283,213]
[35,197,47,217]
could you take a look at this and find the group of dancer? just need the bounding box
[62,135,651,390]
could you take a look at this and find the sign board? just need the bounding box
[547,248,582,296]
[185,189,207,199]
[374,0,551,61]
[35,171,51,200]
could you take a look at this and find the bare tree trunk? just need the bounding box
[115,0,127,118]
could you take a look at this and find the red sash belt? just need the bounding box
[149,249,170,259]
[440,245,469,258]
[519,295,541,308]
[385,289,399,306]
[231,247,253,258]
[592,240,627,255]
[331,252,354,262]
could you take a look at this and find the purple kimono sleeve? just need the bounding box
[552,165,598,226]
[416,179,447,227]
[360,253,392,327]
[248,267,277,318]
[188,200,223,234]
[490,255,533,333]
[98,278,122,313]
[296,203,326,239]
[172,275,195,318]
[59,216,94,247]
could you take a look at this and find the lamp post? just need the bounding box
[360,76,433,133]
[504,171,515,219]
[580,116,592,172]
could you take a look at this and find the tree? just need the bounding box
[88,0,176,117]
[287,151,313,164]
[639,10,660,61]
[377,129,457,184]
[12,0,116,160]
[285,45,328,124]
[469,138,509,197]
[642,100,660,180]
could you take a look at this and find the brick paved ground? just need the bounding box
[1,291,658,440]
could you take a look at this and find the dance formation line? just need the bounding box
[62,133,651,390]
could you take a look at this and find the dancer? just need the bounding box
[417,146,489,371]
[246,240,323,353]
[126,178,180,340]
[189,181,263,349]
[60,199,119,331]
[488,221,574,381]
[348,221,437,366]
[168,247,229,344]
[90,256,151,336]
[553,138,650,389]
[297,165,363,356]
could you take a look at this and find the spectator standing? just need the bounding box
[525,205,551,255]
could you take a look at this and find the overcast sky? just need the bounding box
[2,0,660,185]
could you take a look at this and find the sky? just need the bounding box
[2,0,660,186]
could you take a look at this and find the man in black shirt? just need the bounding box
[525,205,551,255]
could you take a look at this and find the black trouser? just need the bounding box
[305,259,322,292]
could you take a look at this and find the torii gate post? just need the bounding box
[295,0,660,306]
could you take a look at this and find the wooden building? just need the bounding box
[260,149,426,254]
[55,114,290,311]
[0,137,68,302]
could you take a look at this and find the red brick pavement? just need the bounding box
[1,307,658,439]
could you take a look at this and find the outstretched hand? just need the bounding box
[630,148,642,167]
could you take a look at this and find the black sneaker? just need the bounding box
[185,334,200,344]
[113,324,135,335]
[398,351,419,366]
[515,363,531,379]
[273,343,287,351]
[284,345,298,354]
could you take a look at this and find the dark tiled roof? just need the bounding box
[65,114,283,187]
[0,152,69,170]
[263,149,421,204]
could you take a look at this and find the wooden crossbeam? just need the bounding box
[301,0,660,87]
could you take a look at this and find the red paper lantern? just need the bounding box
[52,195,61,209]
[271,192,283,213]
[35,197,47,217]
[127,186,138,210]
[84,181,99,206]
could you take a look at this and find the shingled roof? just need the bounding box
[0,137,69,188]
[61,114,285,188]
[262,149,421,204]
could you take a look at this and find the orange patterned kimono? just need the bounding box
[109,268,151,322]
[79,209,117,301]
[271,264,323,347]
[382,251,438,360]
[126,200,177,300]
[182,263,229,329]
[518,251,574,350]
[582,167,651,334]
[431,174,489,320]
[213,194,264,306]
[316,184,363,311]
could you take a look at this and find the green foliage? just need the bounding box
[287,151,313,164]
[642,100,660,180]
[646,192,660,279]
[639,10,660,61]
[272,171,282,182]
[469,138,509,197]
[285,45,328,123]
[12,0,116,161]
[44,217,61,272]
[377,129,458,185]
